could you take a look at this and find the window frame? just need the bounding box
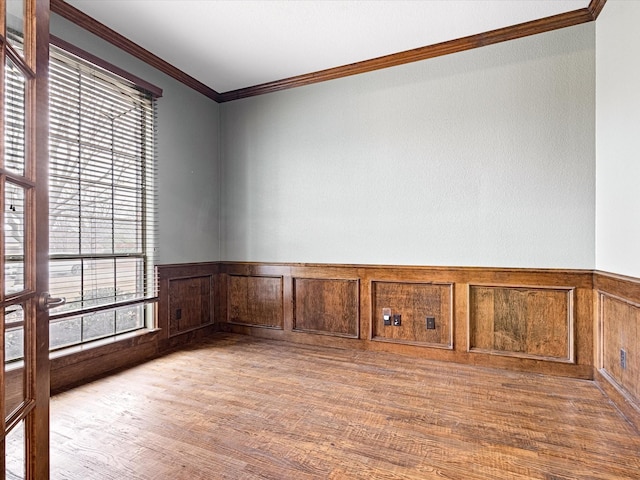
[45,37,161,353]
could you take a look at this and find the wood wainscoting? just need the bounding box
[215,263,594,379]
[157,262,218,337]
[50,262,220,393]
[49,262,640,435]
[594,271,640,431]
[371,281,453,348]
[469,285,574,362]
[226,274,284,329]
[293,277,359,337]
[168,275,214,337]
[56,262,640,431]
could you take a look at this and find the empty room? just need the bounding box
[1,0,640,478]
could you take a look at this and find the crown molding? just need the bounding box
[220,5,600,102]
[50,0,222,102]
[51,0,606,103]
[588,0,608,20]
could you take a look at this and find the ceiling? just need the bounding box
[64,0,591,94]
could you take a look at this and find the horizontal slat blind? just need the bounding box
[4,57,28,297]
[48,45,157,349]
[4,56,27,176]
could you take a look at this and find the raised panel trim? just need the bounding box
[369,280,454,350]
[598,292,640,402]
[467,283,575,363]
[168,274,215,338]
[595,270,640,305]
[292,277,360,338]
[226,274,284,330]
[598,291,640,309]
[594,272,640,428]
[598,291,640,372]
[161,262,594,378]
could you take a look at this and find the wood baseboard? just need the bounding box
[50,329,163,393]
[595,369,640,434]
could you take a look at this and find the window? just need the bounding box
[4,54,28,363]
[47,44,158,351]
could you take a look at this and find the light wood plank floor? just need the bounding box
[50,334,640,479]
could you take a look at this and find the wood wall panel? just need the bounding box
[227,275,283,329]
[50,262,631,423]
[55,261,595,395]
[157,263,219,338]
[594,271,640,431]
[371,281,453,348]
[293,278,359,337]
[217,263,592,379]
[168,276,213,337]
[469,285,573,362]
[46,263,602,395]
[601,294,640,406]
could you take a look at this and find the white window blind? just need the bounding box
[48,45,158,350]
[3,47,29,363]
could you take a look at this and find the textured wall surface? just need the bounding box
[220,23,595,268]
[52,14,221,264]
[596,1,640,278]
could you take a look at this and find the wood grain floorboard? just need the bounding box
[46,333,640,479]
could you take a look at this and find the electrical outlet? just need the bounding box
[621,349,627,369]
[426,316,436,330]
[383,308,392,326]
[176,308,182,320]
[393,314,401,326]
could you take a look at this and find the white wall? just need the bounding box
[51,15,221,264]
[596,1,640,278]
[220,24,595,268]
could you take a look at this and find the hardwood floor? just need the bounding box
[48,334,640,479]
